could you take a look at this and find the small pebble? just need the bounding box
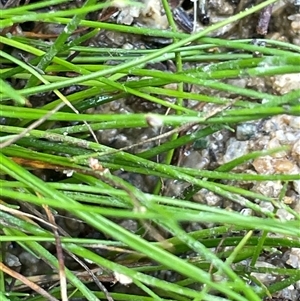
[286,248,300,269]
[236,123,257,141]
[273,158,296,173]
[258,201,275,213]
[223,138,249,163]
[272,73,300,94]
[251,261,277,284]
[119,219,138,233]
[276,208,295,221]
[291,140,300,161]
[19,251,40,266]
[5,253,21,267]
[193,189,222,207]
[289,116,300,130]
[252,156,275,174]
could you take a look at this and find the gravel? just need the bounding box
[2,0,300,300]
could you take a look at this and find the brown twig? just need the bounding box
[257,4,274,35]
[0,203,56,229]
[44,205,68,301]
[0,262,59,301]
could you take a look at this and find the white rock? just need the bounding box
[286,248,300,269]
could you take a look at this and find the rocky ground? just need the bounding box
[2,0,300,300]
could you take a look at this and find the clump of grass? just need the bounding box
[1,0,300,301]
